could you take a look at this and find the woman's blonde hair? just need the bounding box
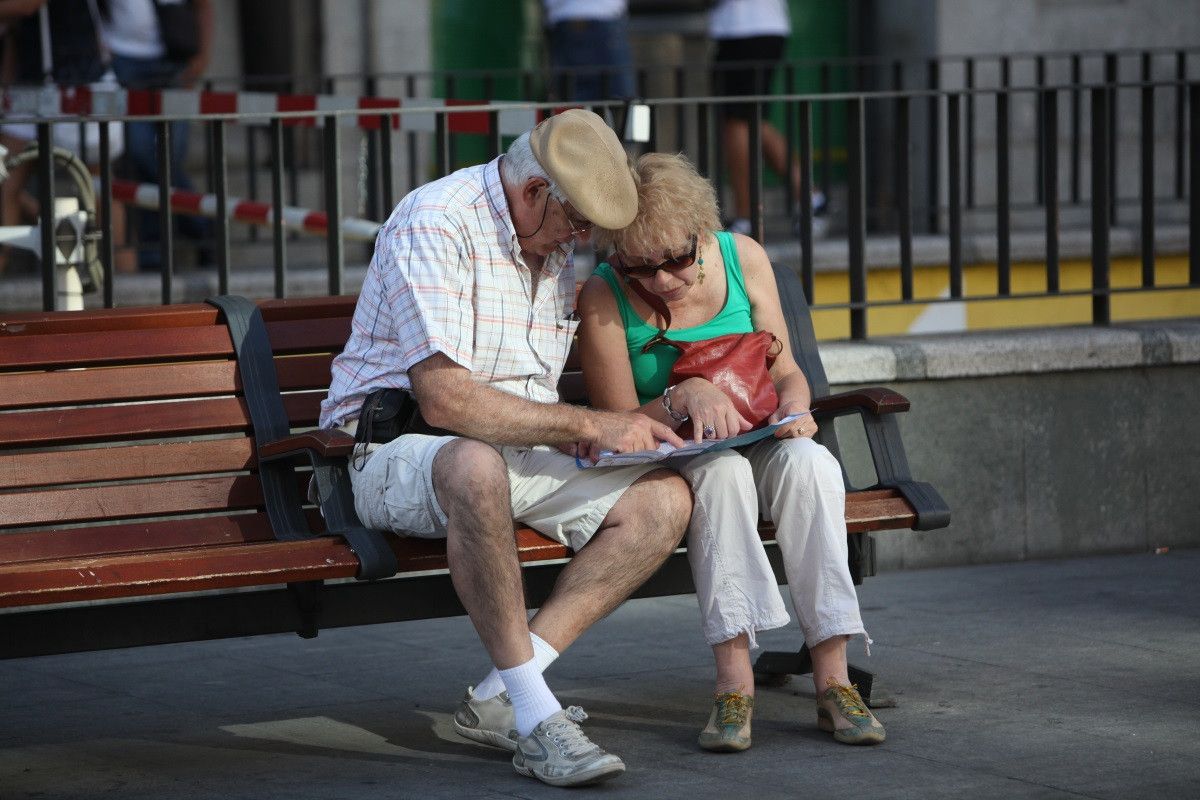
[594,152,721,258]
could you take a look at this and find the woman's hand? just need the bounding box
[770,399,818,439]
[673,378,753,443]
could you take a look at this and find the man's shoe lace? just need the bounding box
[543,706,595,758]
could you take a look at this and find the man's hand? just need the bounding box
[578,409,685,463]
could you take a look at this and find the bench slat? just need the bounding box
[0,392,322,447]
[0,512,281,564]
[1,354,336,411]
[0,327,233,371]
[266,318,352,354]
[0,438,256,489]
[0,538,364,607]
[0,474,266,529]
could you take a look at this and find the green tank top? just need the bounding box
[595,230,754,405]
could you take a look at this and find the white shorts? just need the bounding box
[349,435,663,552]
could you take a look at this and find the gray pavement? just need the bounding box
[2,549,1197,799]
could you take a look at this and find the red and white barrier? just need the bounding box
[108,178,383,242]
[4,85,547,135]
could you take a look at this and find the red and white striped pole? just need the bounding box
[107,178,383,242]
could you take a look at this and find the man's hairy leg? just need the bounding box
[529,469,691,652]
[432,439,534,669]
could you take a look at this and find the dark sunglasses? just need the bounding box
[612,235,698,279]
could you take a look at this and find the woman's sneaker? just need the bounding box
[698,691,754,752]
[452,687,518,752]
[512,706,625,787]
[816,679,886,744]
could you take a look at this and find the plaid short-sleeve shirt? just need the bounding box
[319,157,580,430]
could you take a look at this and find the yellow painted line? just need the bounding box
[809,255,1200,339]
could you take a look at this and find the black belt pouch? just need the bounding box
[354,388,452,444]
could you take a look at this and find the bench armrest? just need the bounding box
[259,430,356,461]
[811,387,910,416]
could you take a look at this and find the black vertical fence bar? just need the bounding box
[1140,76,1155,288]
[697,101,711,180]
[819,62,832,201]
[847,97,867,340]
[487,109,502,160]
[1105,53,1118,225]
[797,100,814,301]
[324,115,344,296]
[270,117,286,298]
[749,101,764,243]
[996,90,1011,295]
[246,125,259,241]
[406,74,419,192]
[927,60,940,233]
[365,76,380,223]
[965,57,975,209]
[1190,84,1200,286]
[434,112,449,179]
[203,80,215,193]
[783,65,796,211]
[1071,54,1081,203]
[445,75,458,169]
[947,93,962,299]
[1035,55,1046,206]
[36,123,55,311]
[380,113,395,211]
[896,94,913,301]
[1090,87,1111,325]
[212,120,230,297]
[99,122,114,309]
[675,66,686,152]
[1176,52,1187,200]
[1043,89,1060,293]
[157,120,174,305]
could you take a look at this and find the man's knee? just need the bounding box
[625,468,693,548]
[432,438,508,515]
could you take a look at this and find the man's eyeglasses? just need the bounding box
[612,235,698,279]
[556,197,593,237]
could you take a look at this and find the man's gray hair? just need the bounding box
[501,131,564,200]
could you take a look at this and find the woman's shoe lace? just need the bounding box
[825,679,870,720]
[716,692,751,726]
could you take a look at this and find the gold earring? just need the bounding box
[696,244,705,284]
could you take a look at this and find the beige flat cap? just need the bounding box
[528,109,637,230]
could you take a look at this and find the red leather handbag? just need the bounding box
[627,280,781,436]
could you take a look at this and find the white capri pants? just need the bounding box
[675,436,868,650]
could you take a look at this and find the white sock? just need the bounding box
[472,632,559,700]
[499,658,562,737]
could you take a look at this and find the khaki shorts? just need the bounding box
[348,435,663,552]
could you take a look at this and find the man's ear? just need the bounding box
[522,178,547,207]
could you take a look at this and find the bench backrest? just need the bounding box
[0,298,354,591]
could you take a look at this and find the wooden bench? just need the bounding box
[0,265,948,698]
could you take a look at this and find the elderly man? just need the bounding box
[319,110,692,787]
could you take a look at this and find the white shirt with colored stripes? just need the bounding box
[319,156,579,430]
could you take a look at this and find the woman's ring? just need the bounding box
[702,424,716,439]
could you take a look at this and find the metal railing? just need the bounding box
[4,76,1198,339]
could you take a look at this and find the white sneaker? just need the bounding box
[512,706,625,787]
[452,687,518,752]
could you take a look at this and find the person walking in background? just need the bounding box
[710,0,826,237]
[100,0,213,271]
[543,0,635,101]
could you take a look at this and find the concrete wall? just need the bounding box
[821,320,1200,571]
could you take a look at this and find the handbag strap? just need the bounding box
[623,275,687,354]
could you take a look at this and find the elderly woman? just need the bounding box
[578,152,885,752]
